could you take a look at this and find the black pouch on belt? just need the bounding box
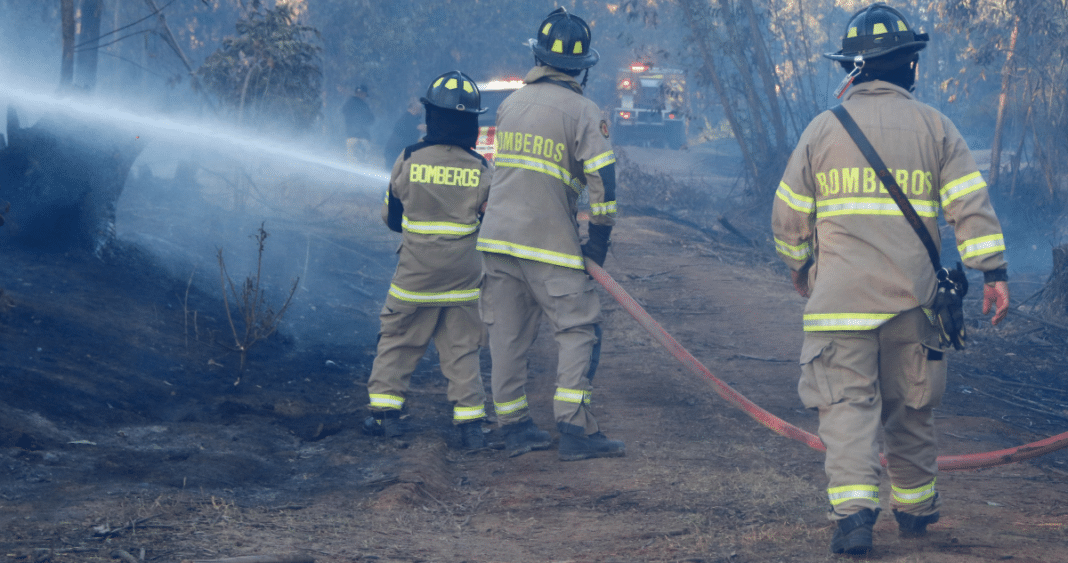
[933,262,969,350]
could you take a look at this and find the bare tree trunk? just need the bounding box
[740,0,786,151]
[60,0,76,89]
[989,17,1019,187]
[78,0,104,92]
[677,0,760,183]
[716,0,771,160]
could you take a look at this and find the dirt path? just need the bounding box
[3,207,1068,562]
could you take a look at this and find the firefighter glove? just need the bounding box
[582,224,612,267]
[933,268,966,350]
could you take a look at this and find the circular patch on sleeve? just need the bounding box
[600,120,610,139]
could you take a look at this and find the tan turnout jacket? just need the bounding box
[772,81,1007,331]
[383,143,492,307]
[477,66,617,269]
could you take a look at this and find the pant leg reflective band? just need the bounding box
[453,404,486,422]
[828,484,879,506]
[369,393,405,410]
[553,387,591,405]
[892,478,937,505]
[494,395,528,415]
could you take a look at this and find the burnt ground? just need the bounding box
[2,146,1068,563]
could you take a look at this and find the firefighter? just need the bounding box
[772,3,1010,555]
[477,8,623,461]
[364,70,493,451]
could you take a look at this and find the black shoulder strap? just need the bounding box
[830,105,942,273]
[463,147,488,167]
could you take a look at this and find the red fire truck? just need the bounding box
[611,61,687,149]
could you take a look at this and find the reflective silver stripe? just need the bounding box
[827,485,879,506]
[453,404,486,422]
[892,478,937,504]
[940,171,986,206]
[476,238,586,269]
[584,150,616,173]
[590,201,618,216]
[776,182,815,214]
[494,395,528,415]
[957,234,1005,260]
[496,154,584,193]
[817,197,938,218]
[369,394,405,409]
[402,215,479,236]
[388,284,480,303]
[804,313,895,331]
[775,237,811,261]
[554,387,590,405]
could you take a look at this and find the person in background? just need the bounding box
[383,98,425,168]
[476,8,623,462]
[771,2,1010,555]
[342,84,374,164]
[363,71,493,451]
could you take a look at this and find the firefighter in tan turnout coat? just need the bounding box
[477,8,624,462]
[772,3,1011,555]
[364,71,493,450]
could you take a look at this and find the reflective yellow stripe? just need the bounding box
[957,234,1005,261]
[940,171,986,206]
[817,197,938,218]
[388,284,479,304]
[453,404,486,422]
[892,478,936,504]
[584,150,616,174]
[369,394,405,409]
[554,387,591,405]
[776,182,815,214]
[494,395,528,415]
[496,153,584,193]
[477,238,586,269]
[775,237,811,261]
[827,484,879,506]
[590,201,618,216]
[803,313,895,331]
[401,215,479,236]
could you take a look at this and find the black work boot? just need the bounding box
[502,419,552,458]
[558,432,625,461]
[830,508,879,556]
[458,421,487,450]
[893,509,939,538]
[363,410,403,438]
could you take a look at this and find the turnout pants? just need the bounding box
[366,301,487,424]
[480,253,602,436]
[799,307,945,520]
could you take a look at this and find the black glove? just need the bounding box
[934,265,967,351]
[581,224,612,267]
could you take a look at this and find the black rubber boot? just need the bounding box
[830,507,879,556]
[502,419,552,458]
[363,410,403,438]
[458,421,487,450]
[893,509,939,538]
[558,431,625,461]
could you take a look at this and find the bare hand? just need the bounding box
[791,269,810,298]
[982,281,1010,326]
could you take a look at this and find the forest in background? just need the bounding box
[2,0,1066,229]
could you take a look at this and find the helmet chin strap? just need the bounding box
[834,55,865,99]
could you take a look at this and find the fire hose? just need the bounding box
[585,259,1068,471]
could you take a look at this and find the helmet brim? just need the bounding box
[420,97,488,114]
[823,40,927,62]
[530,42,599,70]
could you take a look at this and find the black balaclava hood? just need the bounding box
[423,105,479,149]
[847,56,918,92]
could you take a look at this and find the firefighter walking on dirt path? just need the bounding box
[363,71,493,451]
[771,3,1011,556]
[476,8,624,462]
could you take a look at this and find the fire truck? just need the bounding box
[475,78,525,162]
[611,61,687,149]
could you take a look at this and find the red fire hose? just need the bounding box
[586,259,1068,471]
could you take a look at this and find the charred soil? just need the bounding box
[2,164,1068,562]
